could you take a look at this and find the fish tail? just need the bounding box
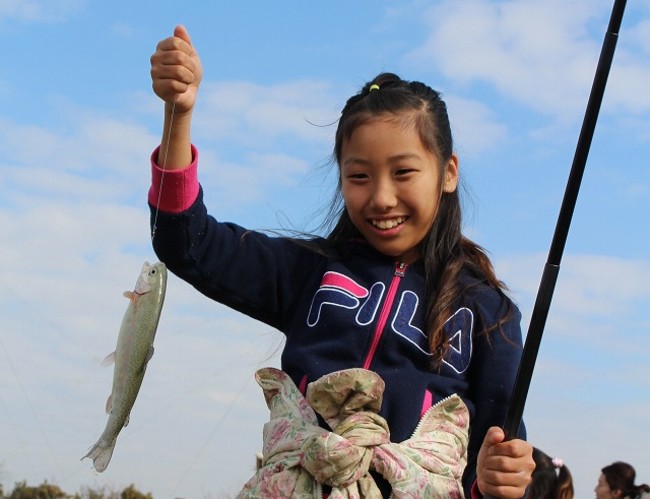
[82,439,116,473]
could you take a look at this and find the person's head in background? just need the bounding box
[528,447,573,499]
[595,461,650,499]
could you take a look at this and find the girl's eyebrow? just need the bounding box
[342,152,422,167]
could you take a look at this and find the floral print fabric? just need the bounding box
[237,368,469,499]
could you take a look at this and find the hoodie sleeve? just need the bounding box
[147,147,326,331]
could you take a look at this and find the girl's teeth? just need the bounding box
[373,218,404,229]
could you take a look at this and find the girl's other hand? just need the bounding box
[150,25,203,114]
[476,427,534,498]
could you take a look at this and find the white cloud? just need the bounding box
[497,253,650,339]
[446,95,509,157]
[0,0,84,22]
[195,80,339,146]
[202,151,311,207]
[0,113,158,203]
[109,21,136,39]
[409,0,650,123]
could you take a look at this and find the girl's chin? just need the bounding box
[367,243,421,263]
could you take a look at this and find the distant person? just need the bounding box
[527,447,574,499]
[595,461,650,499]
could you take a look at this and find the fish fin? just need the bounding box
[101,352,116,367]
[105,394,112,414]
[82,439,116,473]
[137,346,155,375]
[123,290,136,301]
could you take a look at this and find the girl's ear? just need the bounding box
[443,154,459,193]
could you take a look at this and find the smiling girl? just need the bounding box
[149,25,534,498]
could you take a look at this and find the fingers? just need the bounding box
[477,431,534,498]
[151,50,195,89]
[150,25,202,108]
[173,24,192,46]
[156,25,194,56]
[483,426,505,446]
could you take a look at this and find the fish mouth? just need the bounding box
[371,216,406,230]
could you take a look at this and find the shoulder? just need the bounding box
[456,270,523,346]
[458,270,520,318]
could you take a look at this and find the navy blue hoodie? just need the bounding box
[149,184,525,497]
[149,147,525,497]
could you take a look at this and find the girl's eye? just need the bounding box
[395,168,416,176]
[347,173,368,180]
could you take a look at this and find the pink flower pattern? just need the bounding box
[237,368,469,499]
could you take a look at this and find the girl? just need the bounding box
[528,448,574,499]
[596,462,650,499]
[149,25,534,498]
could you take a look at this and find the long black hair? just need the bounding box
[326,72,512,364]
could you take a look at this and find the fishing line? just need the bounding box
[151,97,177,243]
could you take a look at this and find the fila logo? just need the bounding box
[306,271,473,372]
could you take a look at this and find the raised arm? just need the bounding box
[150,25,203,169]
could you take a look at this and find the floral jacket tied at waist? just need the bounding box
[238,368,470,498]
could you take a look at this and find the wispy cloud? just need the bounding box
[196,80,339,146]
[409,0,650,124]
[497,253,650,340]
[0,0,84,23]
[446,95,509,157]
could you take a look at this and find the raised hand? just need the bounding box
[150,25,203,115]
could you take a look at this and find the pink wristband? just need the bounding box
[148,144,200,213]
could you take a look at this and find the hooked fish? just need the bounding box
[83,261,167,472]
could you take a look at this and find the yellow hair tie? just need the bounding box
[369,84,380,92]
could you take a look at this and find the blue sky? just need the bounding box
[0,1,648,497]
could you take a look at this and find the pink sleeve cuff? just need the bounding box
[148,144,200,213]
[471,481,481,499]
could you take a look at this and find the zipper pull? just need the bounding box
[394,261,407,277]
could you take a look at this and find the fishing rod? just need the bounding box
[484,1,627,495]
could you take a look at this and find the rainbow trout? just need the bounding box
[83,261,167,472]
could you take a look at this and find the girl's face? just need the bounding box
[340,116,458,263]
[595,473,620,499]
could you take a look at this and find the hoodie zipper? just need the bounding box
[362,261,407,370]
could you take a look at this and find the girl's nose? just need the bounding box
[370,180,397,211]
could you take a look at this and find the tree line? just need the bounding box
[0,481,152,499]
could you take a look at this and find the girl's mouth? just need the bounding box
[371,216,406,230]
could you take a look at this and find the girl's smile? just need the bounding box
[340,116,458,263]
[371,216,406,231]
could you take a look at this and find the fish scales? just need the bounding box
[83,261,167,472]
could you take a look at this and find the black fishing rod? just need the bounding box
[484,0,627,496]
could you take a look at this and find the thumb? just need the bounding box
[173,24,192,46]
[483,426,505,447]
